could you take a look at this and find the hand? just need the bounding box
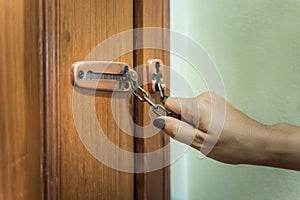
[154,92,277,166]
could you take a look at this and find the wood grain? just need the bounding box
[134,0,170,199]
[40,0,59,199]
[42,0,135,199]
[0,0,41,199]
[1,0,170,199]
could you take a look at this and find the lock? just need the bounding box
[147,59,165,93]
[146,59,168,102]
[71,61,131,92]
[71,60,178,118]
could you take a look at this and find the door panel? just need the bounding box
[0,0,41,199]
[42,0,170,199]
[59,0,134,197]
[43,0,134,199]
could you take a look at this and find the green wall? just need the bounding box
[170,0,300,199]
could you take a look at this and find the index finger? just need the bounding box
[165,97,201,128]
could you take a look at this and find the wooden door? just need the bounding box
[42,0,170,199]
[0,0,41,199]
[1,0,169,199]
[43,0,135,199]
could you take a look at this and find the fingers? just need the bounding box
[153,116,207,150]
[165,97,201,128]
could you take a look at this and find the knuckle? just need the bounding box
[197,92,212,109]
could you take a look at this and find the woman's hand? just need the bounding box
[153,92,300,170]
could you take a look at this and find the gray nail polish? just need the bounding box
[153,118,165,130]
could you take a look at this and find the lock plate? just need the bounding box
[71,61,131,91]
[147,59,164,93]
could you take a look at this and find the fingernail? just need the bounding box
[153,118,165,130]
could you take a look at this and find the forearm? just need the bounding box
[255,123,300,171]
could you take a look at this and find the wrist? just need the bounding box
[252,124,280,166]
[254,123,300,170]
[243,123,274,166]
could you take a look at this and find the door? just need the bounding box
[1,0,41,199]
[42,0,169,199]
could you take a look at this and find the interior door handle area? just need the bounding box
[70,60,183,119]
[71,61,131,92]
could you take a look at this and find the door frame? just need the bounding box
[40,0,170,199]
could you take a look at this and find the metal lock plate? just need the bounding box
[147,59,164,93]
[71,61,131,91]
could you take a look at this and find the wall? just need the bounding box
[170,0,300,200]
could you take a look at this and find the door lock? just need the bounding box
[71,61,131,92]
[70,60,183,118]
[147,59,168,102]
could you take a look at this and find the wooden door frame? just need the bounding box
[134,1,170,200]
[40,0,170,199]
[39,0,60,199]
